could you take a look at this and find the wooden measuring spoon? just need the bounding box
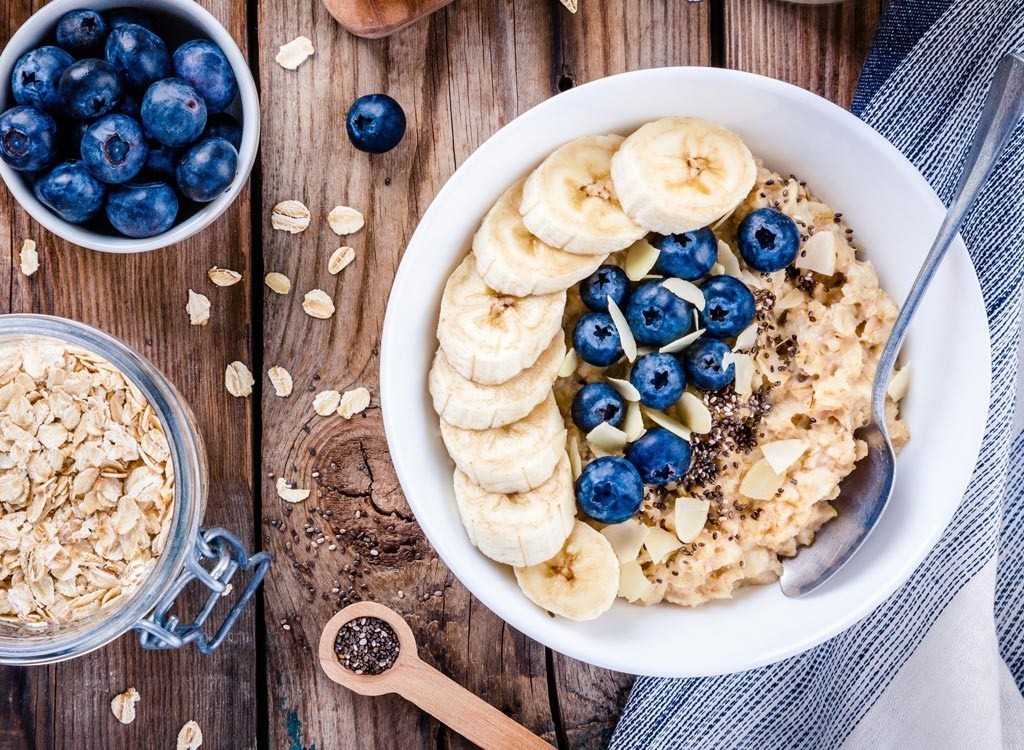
[318,602,553,749]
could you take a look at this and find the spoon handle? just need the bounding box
[396,656,554,750]
[871,52,1024,424]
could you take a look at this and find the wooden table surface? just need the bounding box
[0,0,883,747]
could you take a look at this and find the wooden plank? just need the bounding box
[725,0,886,109]
[0,1,258,748]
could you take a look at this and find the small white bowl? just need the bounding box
[381,67,991,678]
[0,0,259,253]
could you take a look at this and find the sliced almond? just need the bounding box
[740,459,784,501]
[265,272,292,295]
[558,348,578,378]
[606,296,636,363]
[641,406,691,441]
[888,365,911,402]
[275,36,314,70]
[208,267,241,287]
[659,328,704,354]
[601,519,651,563]
[724,352,755,396]
[338,387,371,418]
[327,205,365,235]
[224,361,254,398]
[567,435,582,480]
[328,246,356,275]
[618,559,654,602]
[774,289,804,311]
[19,239,38,276]
[624,238,660,281]
[586,422,628,454]
[186,289,211,326]
[734,323,758,351]
[674,497,710,543]
[622,401,646,442]
[275,477,309,503]
[606,377,641,402]
[271,200,311,233]
[661,277,706,311]
[267,366,293,397]
[302,289,335,319]
[313,389,341,416]
[644,526,682,565]
[677,391,712,434]
[796,231,838,276]
[717,239,742,277]
[709,262,725,275]
[761,439,807,475]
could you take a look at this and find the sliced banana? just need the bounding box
[440,393,567,494]
[454,454,577,567]
[429,335,565,430]
[513,521,619,621]
[474,182,608,297]
[611,117,757,234]
[438,255,566,385]
[520,134,647,256]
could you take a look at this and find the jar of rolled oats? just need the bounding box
[0,315,269,665]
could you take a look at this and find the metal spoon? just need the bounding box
[781,52,1024,598]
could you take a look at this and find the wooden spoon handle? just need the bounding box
[396,657,553,749]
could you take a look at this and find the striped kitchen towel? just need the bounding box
[610,1,1024,748]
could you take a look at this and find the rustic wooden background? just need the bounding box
[0,0,883,747]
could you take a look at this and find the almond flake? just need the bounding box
[659,328,704,354]
[675,497,710,543]
[723,352,755,396]
[717,239,742,277]
[586,422,628,453]
[606,377,640,402]
[224,361,254,398]
[775,289,804,311]
[110,687,141,725]
[19,239,38,276]
[313,389,341,416]
[709,262,725,275]
[796,231,838,276]
[567,435,582,480]
[678,391,712,434]
[622,401,646,442]
[606,296,636,362]
[624,238,660,281]
[761,439,807,475]
[740,459,784,501]
[275,477,309,503]
[644,526,682,564]
[661,277,706,311]
[338,387,371,419]
[302,289,335,319]
[186,290,211,326]
[618,559,653,602]
[888,365,911,401]
[177,720,203,750]
[267,366,293,397]
[328,246,355,274]
[734,323,758,351]
[265,272,292,295]
[641,407,691,441]
[558,348,578,378]
[275,36,314,70]
[271,200,311,233]
[327,205,365,235]
[208,267,242,286]
[601,519,650,563]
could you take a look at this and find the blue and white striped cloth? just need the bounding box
[611,2,1024,748]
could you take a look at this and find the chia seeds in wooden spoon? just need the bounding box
[334,616,400,675]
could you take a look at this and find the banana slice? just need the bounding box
[438,255,566,385]
[474,182,608,296]
[454,454,577,567]
[611,117,757,234]
[520,135,647,256]
[441,393,567,494]
[514,521,619,621]
[429,334,565,430]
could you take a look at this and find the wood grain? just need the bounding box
[0,1,258,749]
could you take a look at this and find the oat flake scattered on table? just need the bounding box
[338,387,371,419]
[275,478,309,503]
[328,247,355,275]
[208,267,242,287]
[271,200,311,233]
[186,290,211,326]
[327,206,364,235]
[275,36,314,70]
[177,720,203,750]
[302,289,335,319]
[267,366,293,397]
[224,361,254,398]
[110,687,141,725]
[264,272,292,295]
[19,240,38,276]
[313,389,341,416]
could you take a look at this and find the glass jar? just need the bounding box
[0,315,269,665]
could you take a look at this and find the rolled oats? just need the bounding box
[328,247,355,275]
[264,272,292,295]
[560,0,578,11]
[186,290,211,326]
[338,387,371,419]
[276,478,309,503]
[312,390,341,416]
[275,36,314,70]
[271,201,311,233]
[208,267,242,287]
[19,240,38,276]
[177,720,203,750]
[267,366,293,397]
[302,290,335,319]
[225,361,254,398]
[327,206,364,235]
[110,687,141,724]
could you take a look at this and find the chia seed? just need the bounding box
[334,616,400,675]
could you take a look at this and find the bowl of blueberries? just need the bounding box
[0,0,259,252]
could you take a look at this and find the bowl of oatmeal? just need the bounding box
[380,67,990,677]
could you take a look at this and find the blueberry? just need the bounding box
[624,428,692,486]
[56,10,108,57]
[682,338,735,392]
[58,59,123,120]
[106,180,178,238]
[81,114,147,184]
[176,137,237,202]
[576,456,644,524]
[579,264,629,312]
[33,160,106,223]
[737,207,800,272]
[144,140,180,179]
[699,275,755,338]
[0,107,59,172]
[629,353,685,410]
[623,280,694,346]
[346,94,406,154]
[141,78,207,147]
[571,383,625,433]
[12,47,74,115]
[105,9,156,33]
[105,25,171,92]
[201,113,242,150]
[572,312,623,367]
[173,40,238,113]
[652,227,717,280]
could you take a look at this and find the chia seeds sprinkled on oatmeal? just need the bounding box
[334,616,400,675]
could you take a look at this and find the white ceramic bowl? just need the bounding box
[0,0,259,252]
[381,68,990,678]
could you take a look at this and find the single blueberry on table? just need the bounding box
[623,280,694,346]
[141,78,207,147]
[571,383,626,433]
[201,113,242,151]
[625,428,692,486]
[12,47,74,115]
[58,58,123,120]
[80,114,148,184]
[105,9,156,33]
[176,136,237,202]
[572,312,623,367]
[651,227,718,280]
[0,106,59,172]
[56,10,108,57]
[683,338,735,392]
[737,207,800,272]
[105,25,171,92]
[699,275,755,339]
[34,160,107,224]
[346,94,406,154]
[579,264,629,312]
[629,353,686,410]
[143,140,180,179]
[173,40,238,113]
[106,180,178,238]
[575,456,644,524]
